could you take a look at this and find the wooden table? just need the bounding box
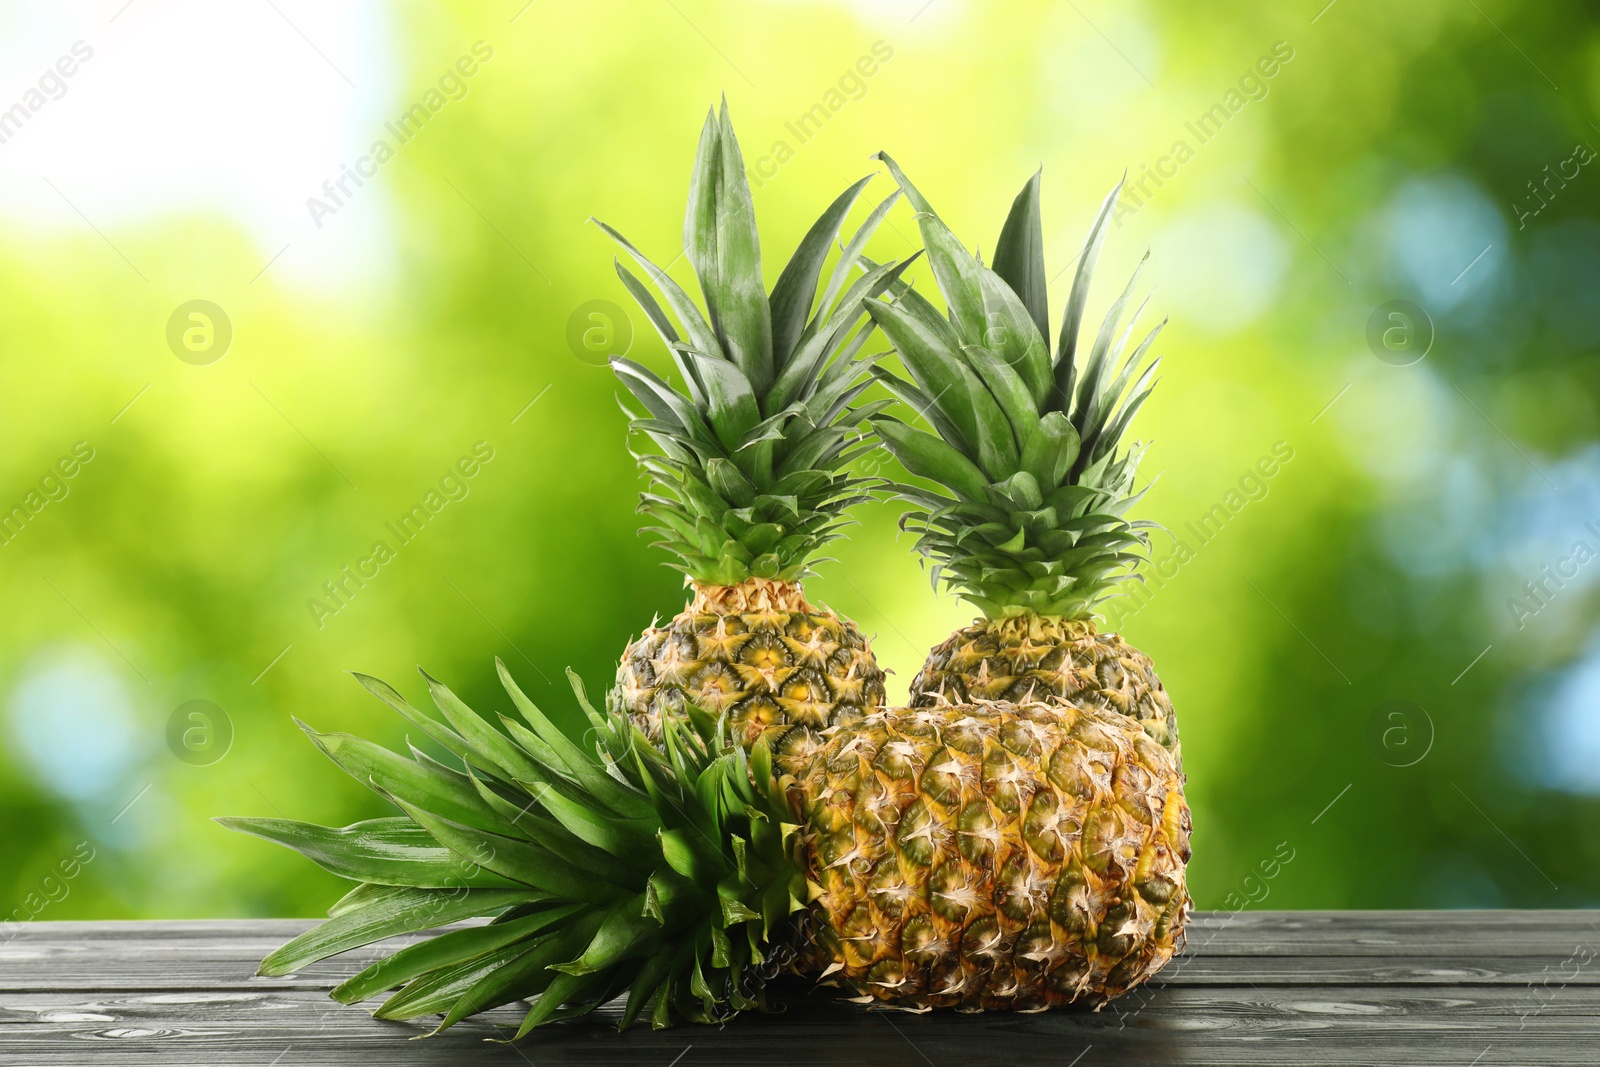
[3,911,1596,1065]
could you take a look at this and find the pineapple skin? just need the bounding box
[786,700,1190,1010]
[617,578,886,749]
[910,616,1181,757]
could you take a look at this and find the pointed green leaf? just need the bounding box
[300,724,505,835]
[872,418,988,501]
[495,660,654,820]
[438,922,601,1031]
[418,670,552,788]
[256,884,528,977]
[873,151,987,343]
[961,342,1043,460]
[705,456,758,506]
[525,776,658,858]
[1020,410,1081,489]
[977,266,1052,408]
[610,357,711,441]
[331,906,582,1004]
[592,218,725,366]
[867,366,965,449]
[1053,177,1125,408]
[686,350,761,454]
[551,895,660,975]
[993,168,1049,345]
[389,795,620,902]
[513,970,607,1037]
[466,768,648,883]
[613,262,702,402]
[684,105,773,391]
[374,937,542,1022]
[660,827,723,882]
[216,817,520,889]
[811,188,902,331]
[770,174,873,365]
[1073,251,1147,432]
[349,672,474,766]
[864,298,986,454]
[620,948,680,1031]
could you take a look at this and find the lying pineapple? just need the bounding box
[866,157,1180,757]
[795,699,1189,1007]
[599,103,905,748]
[221,663,1188,1032]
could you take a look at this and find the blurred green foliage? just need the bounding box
[3,0,1599,925]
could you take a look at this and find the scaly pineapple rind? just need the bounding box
[785,699,1190,1009]
[911,614,1182,756]
[616,578,886,750]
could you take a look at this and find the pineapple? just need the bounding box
[864,157,1180,757]
[222,663,1188,1031]
[790,699,1189,1007]
[599,103,907,749]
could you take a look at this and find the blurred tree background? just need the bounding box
[2,0,1598,923]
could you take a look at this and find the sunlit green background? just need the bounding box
[4,0,1599,926]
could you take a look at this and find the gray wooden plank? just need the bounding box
[8,909,1598,954]
[4,915,1599,1065]
[6,913,1600,994]
[1186,909,1600,956]
[8,952,1600,994]
[18,908,1600,941]
[2,985,1597,1067]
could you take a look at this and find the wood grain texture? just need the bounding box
[2,912,1597,1065]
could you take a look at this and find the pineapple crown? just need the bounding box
[219,663,805,1036]
[866,155,1163,620]
[596,101,916,587]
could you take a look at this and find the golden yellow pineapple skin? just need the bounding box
[912,616,1181,756]
[617,578,886,749]
[784,699,1190,1010]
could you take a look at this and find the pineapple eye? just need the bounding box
[996,852,1036,923]
[872,739,921,780]
[895,799,939,868]
[961,915,1007,962]
[780,670,825,702]
[733,695,782,731]
[739,634,787,670]
[1016,920,1056,964]
[899,913,946,961]
[918,749,965,807]
[1046,744,1096,798]
[956,801,999,866]
[931,860,981,923]
[865,957,908,990]
[1023,793,1066,864]
[998,719,1041,758]
[690,662,741,698]
[1082,808,1130,876]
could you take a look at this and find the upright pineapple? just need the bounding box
[599,103,907,749]
[222,663,1188,1031]
[865,157,1180,757]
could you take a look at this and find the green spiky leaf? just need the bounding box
[870,165,1161,619]
[992,169,1049,344]
[221,666,805,1037]
[597,105,893,587]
